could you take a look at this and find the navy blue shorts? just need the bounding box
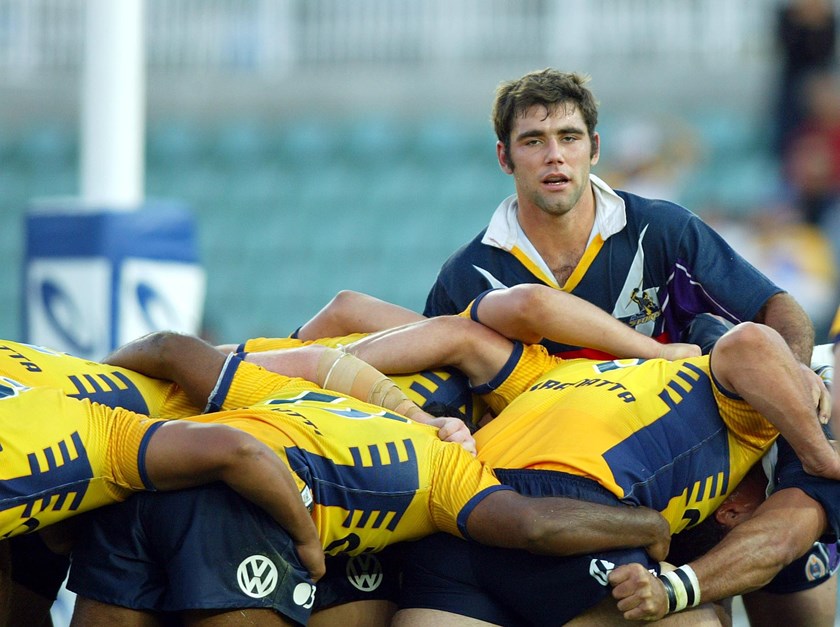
[398,469,659,625]
[67,483,316,625]
[8,532,69,599]
[315,548,403,609]
[763,541,839,594]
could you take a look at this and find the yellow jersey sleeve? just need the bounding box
[427,439,509,539]
[831,305,840,345]
[0,385,163,538]
[474,343,563,416]
[207,355,321,411]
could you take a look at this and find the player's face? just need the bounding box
[498,104,600,219]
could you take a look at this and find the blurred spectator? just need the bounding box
[780,71,840,264]
[598,117,701,202]
[772,0,836,156]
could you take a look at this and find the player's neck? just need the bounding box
[517,196,595,262]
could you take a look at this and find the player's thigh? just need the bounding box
[309,599,396,627]
[392,608,502,626]
[8,582,53,627]
[70,596,164,627]
[565,595,722,626]
[182,608,295,626]
[742,577,838,627]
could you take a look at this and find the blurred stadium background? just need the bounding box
[1,0,838,344]
[0,1,838,624]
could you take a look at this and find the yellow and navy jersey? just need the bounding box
[189,359,507,556]
[475,347,777,534]
[0,340,200,418]
[0,381,164,538]
[240,336,487,428]
[831,305,840,346]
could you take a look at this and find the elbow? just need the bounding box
[217,429,274,481]
[500,285,548,344]
[507,500,576,556]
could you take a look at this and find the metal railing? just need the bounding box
[0,0,828,80]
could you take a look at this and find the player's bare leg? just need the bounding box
[742,577,838,627]
[71,597,163,627]
[392,608,501,626]
[309,600,396,627]
[183,608,295,626]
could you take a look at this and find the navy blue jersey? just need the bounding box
[425,187,782,358]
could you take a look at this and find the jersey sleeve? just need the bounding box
[471,343,558,416]
[671,213,783,328]
[427,440,513,540]
[206,355,320,412]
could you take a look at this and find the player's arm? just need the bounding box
[143,420,325,581]
[711,322,839,480]
[296,290,426,341]
[609,487,827,621]
[103,331,232,408]
[472,284,700,360]
[466,491,670,561]
[106,331,475,451]
[754,292,815,365]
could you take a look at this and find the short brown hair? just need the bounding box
[492,69,599,158]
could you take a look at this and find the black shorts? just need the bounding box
[398,469,659,625]
[8,532,70,600]
[67,483,315,625]
[763,541,839,594]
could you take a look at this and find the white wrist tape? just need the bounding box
[658,564,701,614]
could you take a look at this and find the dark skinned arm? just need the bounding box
[467,490,670,561]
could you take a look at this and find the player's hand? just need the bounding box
[295,537,326,583]
[656,343,701,360]
[427,416,477,456]
[609,563,668,621]
[804,364,832,425]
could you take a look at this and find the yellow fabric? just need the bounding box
[475,353,777,534]
[0,340,200,418]
[189,368,501,555]
[0,385,162,537]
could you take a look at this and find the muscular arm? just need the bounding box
[467,491,670,561]
[754,292,815,364]
[297,290,425,341]
[343,316,516,387]
[712,323,837,480]
[475,284,700,360]
[144,420,325,581]
[103,331,231,408]
[610,488,827,621]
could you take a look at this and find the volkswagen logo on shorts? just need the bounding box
[346,554,384,592]
[237,555,279,598]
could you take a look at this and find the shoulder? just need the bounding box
[615,189,697,222]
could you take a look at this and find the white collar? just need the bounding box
[482,174,627,253]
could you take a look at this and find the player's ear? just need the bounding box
[590,131,600,165]
[713,499,744,530]
[713,487,763,529]
[497,141,514,174]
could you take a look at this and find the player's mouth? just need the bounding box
[542,173,571,189]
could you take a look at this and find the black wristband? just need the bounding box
[658,573,678,614]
